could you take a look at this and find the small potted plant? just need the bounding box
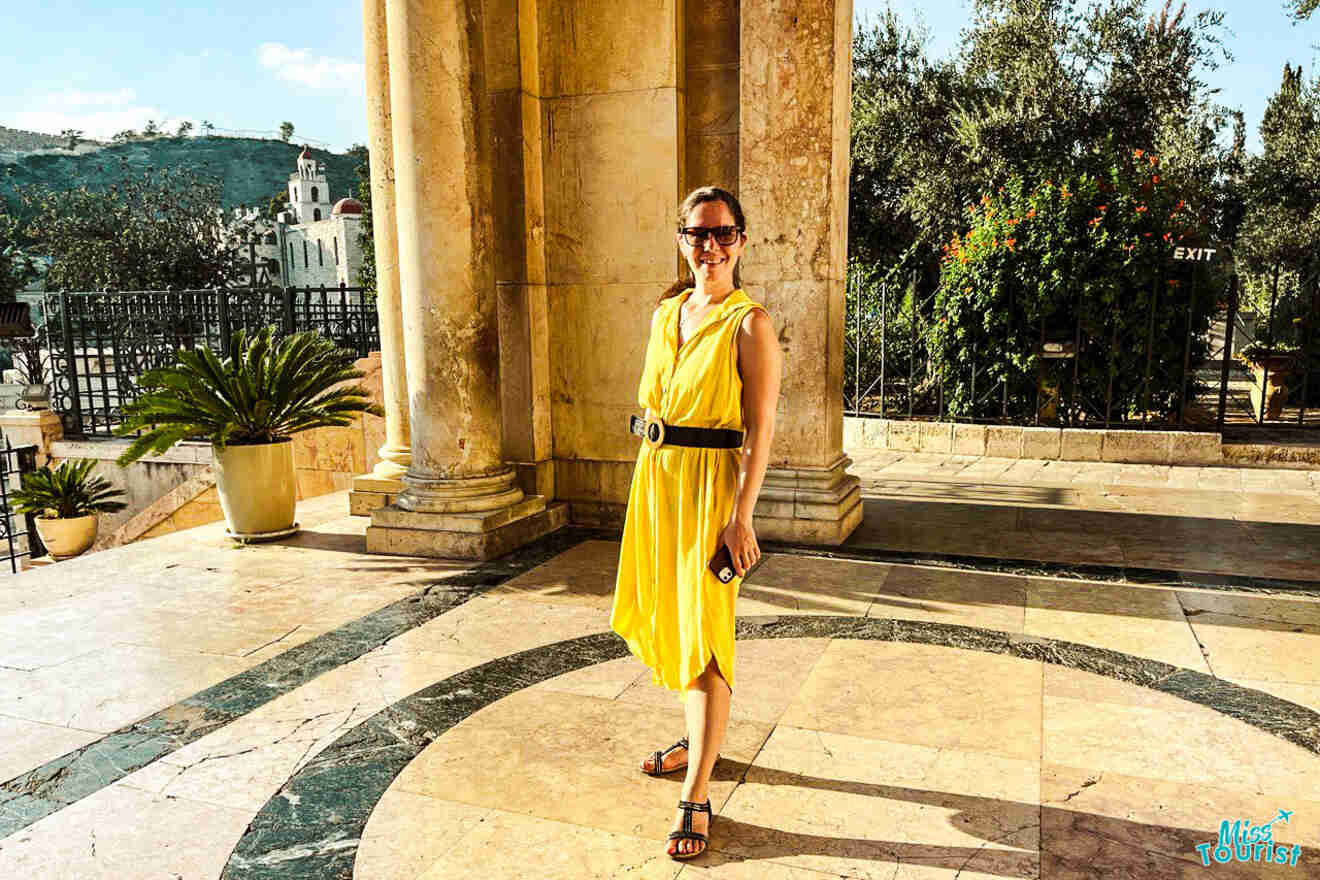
[114,326,383,540]
[12,459,127,560]
[10,332,50,410]
[1238,341,1300,420]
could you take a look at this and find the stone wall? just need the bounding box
[36,353,387,546]
[843,417,1224,465]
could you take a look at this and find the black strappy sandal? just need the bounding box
[666,798,712,860]
[642,736,689,777]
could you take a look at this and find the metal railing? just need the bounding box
[0,440,44,573]
[844,256,1320,430]
[42,285,380,437]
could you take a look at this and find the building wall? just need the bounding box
[282,218,355,288]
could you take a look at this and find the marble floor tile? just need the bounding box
[411,808,680,880]
[1025,579,1211,672]
[865,565,1027,633]
[0,643,252,732]
[1184,618,1320,684]
[1042,691,1320,803]
[735,554,887,617]
[529,653,653,701]
[0,781,252,879]
[1041,763,1320,859]
[614,637,833,723]
[716,725,1038,879]
[485,539,622,610]
[780,640,1044,762]
[0,715,102,783]
[374,594,611,665]
[391,689,771,840]
[355,791,493,880]
[1222,678,1320,715]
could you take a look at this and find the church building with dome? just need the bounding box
[244,147,365,289]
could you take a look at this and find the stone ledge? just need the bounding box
[844,417,1225,465]
[50,438,214,465]
[366,500,567,560]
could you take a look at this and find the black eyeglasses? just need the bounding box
[678,225,742,247]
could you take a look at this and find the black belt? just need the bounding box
[629,415,743,450]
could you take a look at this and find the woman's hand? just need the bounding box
[719,514,760,577]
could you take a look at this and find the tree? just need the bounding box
[16,159,257,290]
[348,143,376,292]
[848,0,1235,279]
[176,120,194,138]
[60,129,83,151]
[279,121,295,143]
[0,211,40,302]
[201,120,215,137]
[1288,0,1318,20]
[111,129,139,143]
[142,119,160,137]
[265,187,290,222]
[1236,63,1320,323]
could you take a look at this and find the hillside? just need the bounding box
[0,134,361,217]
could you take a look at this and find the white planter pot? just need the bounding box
[213,440,298,540]
[35,514,98,560]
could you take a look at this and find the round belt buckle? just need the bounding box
[644,417,666,449]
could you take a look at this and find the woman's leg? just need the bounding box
[669,655,731,856]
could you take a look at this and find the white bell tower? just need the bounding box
[287,146,331,223]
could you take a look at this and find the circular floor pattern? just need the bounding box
[220,616,1320,879]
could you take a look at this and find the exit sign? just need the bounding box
[1173,246,1217,262]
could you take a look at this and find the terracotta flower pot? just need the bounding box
[34,514,98,560]
[1246,356,1298,421]
[213,439,298,540]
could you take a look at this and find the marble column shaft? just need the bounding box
[738,0,862,543]
[360,0,409,483]
[384,0,521,512]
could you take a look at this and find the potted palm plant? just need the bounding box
[12,459,127,560]
[114,326,383,540]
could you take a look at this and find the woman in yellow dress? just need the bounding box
[611,186,782,860]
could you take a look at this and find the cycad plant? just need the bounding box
[12,459,127,520]
[114,326,384,466]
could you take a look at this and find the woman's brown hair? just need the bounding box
[659,186,747,304]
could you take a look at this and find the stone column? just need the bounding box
[350,0,411,516]
[365,0,563,559]
[739,0,862,544]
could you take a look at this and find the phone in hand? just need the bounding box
[708,544,761,584]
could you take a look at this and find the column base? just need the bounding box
[365,496,568,560]
[349,474,403,516]
[752,454,863,545]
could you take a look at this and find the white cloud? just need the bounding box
[10,98,198,142]
[258,43,363,91]
[46,88,137,109]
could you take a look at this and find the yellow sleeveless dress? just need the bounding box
[611,288,767,698]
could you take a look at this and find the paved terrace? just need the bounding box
[0,453,1318,879]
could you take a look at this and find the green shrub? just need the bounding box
[12,459,127,520]
[932,149,1223,422]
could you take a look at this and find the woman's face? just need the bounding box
[678,200,745,289]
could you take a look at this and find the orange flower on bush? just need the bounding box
[1134,149,1145,159]
[1026,208,1037,219]
[1135,205,1147,213]
[1004,238,1016,250]
[1098,205,1107,212]
[1152,175,1160,184]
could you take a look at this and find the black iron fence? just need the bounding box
[42,285,380,437]
[0,440,44,573]
[844,256,1320,430]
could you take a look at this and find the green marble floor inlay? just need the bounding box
[220,616,1320,880]
[0,527,608,841]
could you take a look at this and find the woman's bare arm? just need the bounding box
[718,308,780,575]
[732,308,781,523]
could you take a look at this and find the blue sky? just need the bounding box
[0,1,1315,155]
[866,0,1320,152]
